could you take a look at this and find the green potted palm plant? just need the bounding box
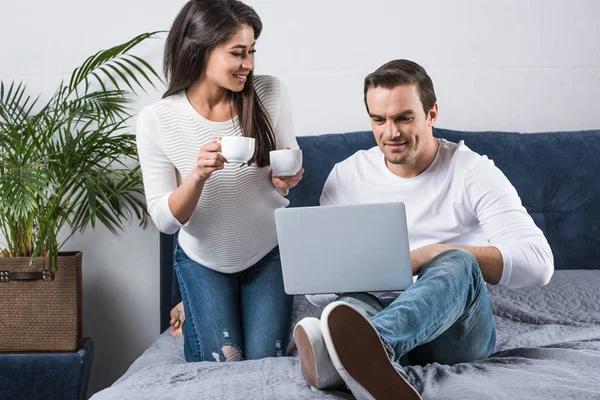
[0,32,161,352]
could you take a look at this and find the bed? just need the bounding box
[91,128,600,399]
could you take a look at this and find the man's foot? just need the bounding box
[294,317,344,390]
[321,301,422,400]
[169,302,185,336]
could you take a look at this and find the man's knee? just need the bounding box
[441,248,475,262]
[424,248,480,280]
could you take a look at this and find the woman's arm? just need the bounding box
[136,108,226,232]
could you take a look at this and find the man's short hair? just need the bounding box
[363,59,437,115]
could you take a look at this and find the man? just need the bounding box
[293,59,554,399]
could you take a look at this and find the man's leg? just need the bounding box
[371,248,496,365]
[337,293,385,318]
[294,293,384,389]
[322,249,495,399]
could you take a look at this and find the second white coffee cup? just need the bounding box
[219,136,256,163]
[270,149,303,176]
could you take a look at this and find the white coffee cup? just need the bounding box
[219,137,256,163]
[270,149,303,176]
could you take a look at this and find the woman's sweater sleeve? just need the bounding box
[136,107,189,234]
[273,80,299,150]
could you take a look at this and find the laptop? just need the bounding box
[274,202,413,295]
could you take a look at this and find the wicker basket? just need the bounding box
[0,252,82,353]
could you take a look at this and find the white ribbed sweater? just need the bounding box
[136,76,298,273]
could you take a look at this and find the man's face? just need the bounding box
[366,85,437,167]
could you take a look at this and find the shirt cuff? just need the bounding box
[495,244,513,287]
[153,192,190,234]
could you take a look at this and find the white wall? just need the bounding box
[1,0,599,396]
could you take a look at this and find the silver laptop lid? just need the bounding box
[274,202,413,295]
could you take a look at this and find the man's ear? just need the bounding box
[427,103,439,127]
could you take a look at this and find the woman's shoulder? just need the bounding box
[136,92,188,137]
[142,92,186,118]
[253,75,282,101]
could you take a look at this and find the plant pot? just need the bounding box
[0,252,82,352]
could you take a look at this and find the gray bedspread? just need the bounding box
[91,270,600,399]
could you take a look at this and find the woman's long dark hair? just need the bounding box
[163,0,275,167]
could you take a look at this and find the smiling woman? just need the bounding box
[135,0,304,364]
[162,0,273,167]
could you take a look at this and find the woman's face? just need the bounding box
[202,24,256,92]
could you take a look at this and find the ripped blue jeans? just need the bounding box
[174,244,293,362]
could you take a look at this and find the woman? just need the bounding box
[136,0,303,362]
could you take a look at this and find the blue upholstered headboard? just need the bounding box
[159,129,600,331]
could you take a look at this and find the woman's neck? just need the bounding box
[186,78,235,121]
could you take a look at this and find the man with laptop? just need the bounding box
[277,59,554,399]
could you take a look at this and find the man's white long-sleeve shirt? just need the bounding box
[306,139,554,307]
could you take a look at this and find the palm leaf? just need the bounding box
[0,81,39,127]
[68,31,164,94]
[0,32,158,267]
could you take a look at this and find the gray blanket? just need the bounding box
[91,270,600,399]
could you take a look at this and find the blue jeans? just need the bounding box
[174,244,294,362]
[340,249,496,367]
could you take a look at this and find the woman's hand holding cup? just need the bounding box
[192,137,227,183]
[272,167,304,190]
[271,147,303,190]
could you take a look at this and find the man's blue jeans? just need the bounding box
[174,244,294,362]
[339,249,496,367]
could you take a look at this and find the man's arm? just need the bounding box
[462,157,553,288]
[410,244,503,284]
[412,156,555,287]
